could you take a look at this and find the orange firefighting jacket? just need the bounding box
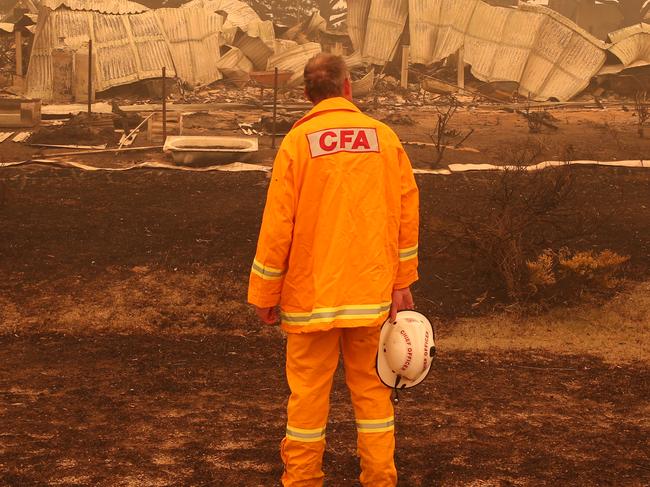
[248,97,419,333]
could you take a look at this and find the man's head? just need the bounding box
[303,53,352,105]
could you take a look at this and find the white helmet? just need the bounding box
[377,310,436,391]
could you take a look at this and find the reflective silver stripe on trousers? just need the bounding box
[356,419,395,430]
[286,428,325,440]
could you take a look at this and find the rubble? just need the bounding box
[0,25,16,87]
[267,42,322,87]
[147,111,182,143]
[421,77,458,96]
[351,68,374,97]
[233,28,274,71]
[216,46,254,88]
[0,97,40,127]
[381,113,415,126]
[258,114,297,135]
[28,113,117,146]
[607,24,650,72]
[11,130,30,142]
[111,100,143,133]
[0,0,647,136]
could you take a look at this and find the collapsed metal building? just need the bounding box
[9,0,650,102]
[24,0,322,100]
[349,0,650,101]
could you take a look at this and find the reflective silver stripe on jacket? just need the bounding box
[282,303,391,324]
[251,259,285,280]
[399,245,418,262]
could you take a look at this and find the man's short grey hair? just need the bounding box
[304,53,349,104]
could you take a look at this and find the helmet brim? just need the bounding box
[376,310,435,390]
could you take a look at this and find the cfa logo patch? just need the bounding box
[307,128,380,158]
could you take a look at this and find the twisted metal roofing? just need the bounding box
[156,7,224,87]
[182,0,260,31]
[27,7,175,99]
[608,23,650,69]
[349,0,608,100]
[463,4,607,101]
[346,0,370,54]
[267,42,321,87]
[39,0,150,15]
[363,0,408,65]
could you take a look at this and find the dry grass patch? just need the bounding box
[440,281,650,364]
[0,266,254,335]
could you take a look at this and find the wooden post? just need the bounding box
[272,67,278,149]
[457,46,465,90]
[87,40,92,119]
[15,29,22,76]
[401,45,410,89]
[162,67,167,141]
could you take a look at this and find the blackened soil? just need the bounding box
[0,166,649,319]
[0,335,648,486]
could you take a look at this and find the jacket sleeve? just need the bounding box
[247,142,296,308]
[394,145,420,289]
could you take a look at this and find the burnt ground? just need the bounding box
[1,106,650,485]
[1,167,648,320]
[0,334,649,486]
[3,104,650,170]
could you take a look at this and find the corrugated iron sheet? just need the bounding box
[347,0,370,54]
[27,1,238,98]
[351,68,374,96]
[27,7,176,99]
[464,5,607,101]
[184,0,275,50]
[183,0,260,32]
[245,18,275,47]
[344,50,365,69]
[155,7,223,87]
[362,0,408,65]
[216,45,252,70]
[351,0,608,101]
[267,42,322,87]
[608,23,650,69]
[233,28,273,71]
[216,45,253,86]
[127,11,175,79]
[39,0,149,15]
[409,0,476,64]
[274,39,299,56]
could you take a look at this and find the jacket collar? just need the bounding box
[293,97,361,129]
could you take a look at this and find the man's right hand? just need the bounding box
[254,306,279,325]
[390,287,414,322]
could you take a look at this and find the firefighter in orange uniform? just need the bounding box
[248,53,419,486]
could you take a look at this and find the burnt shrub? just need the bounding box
[440,146,623,307]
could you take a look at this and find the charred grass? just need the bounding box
[0,160,649,485]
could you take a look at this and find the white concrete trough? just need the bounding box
[163,136,259,165]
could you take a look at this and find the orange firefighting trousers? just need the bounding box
[281,324,397,487]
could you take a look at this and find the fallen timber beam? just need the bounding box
[44,146,163,158]
[120,103,262,113]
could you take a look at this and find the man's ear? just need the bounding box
[343,77,353,101]
[304,87,312,104]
